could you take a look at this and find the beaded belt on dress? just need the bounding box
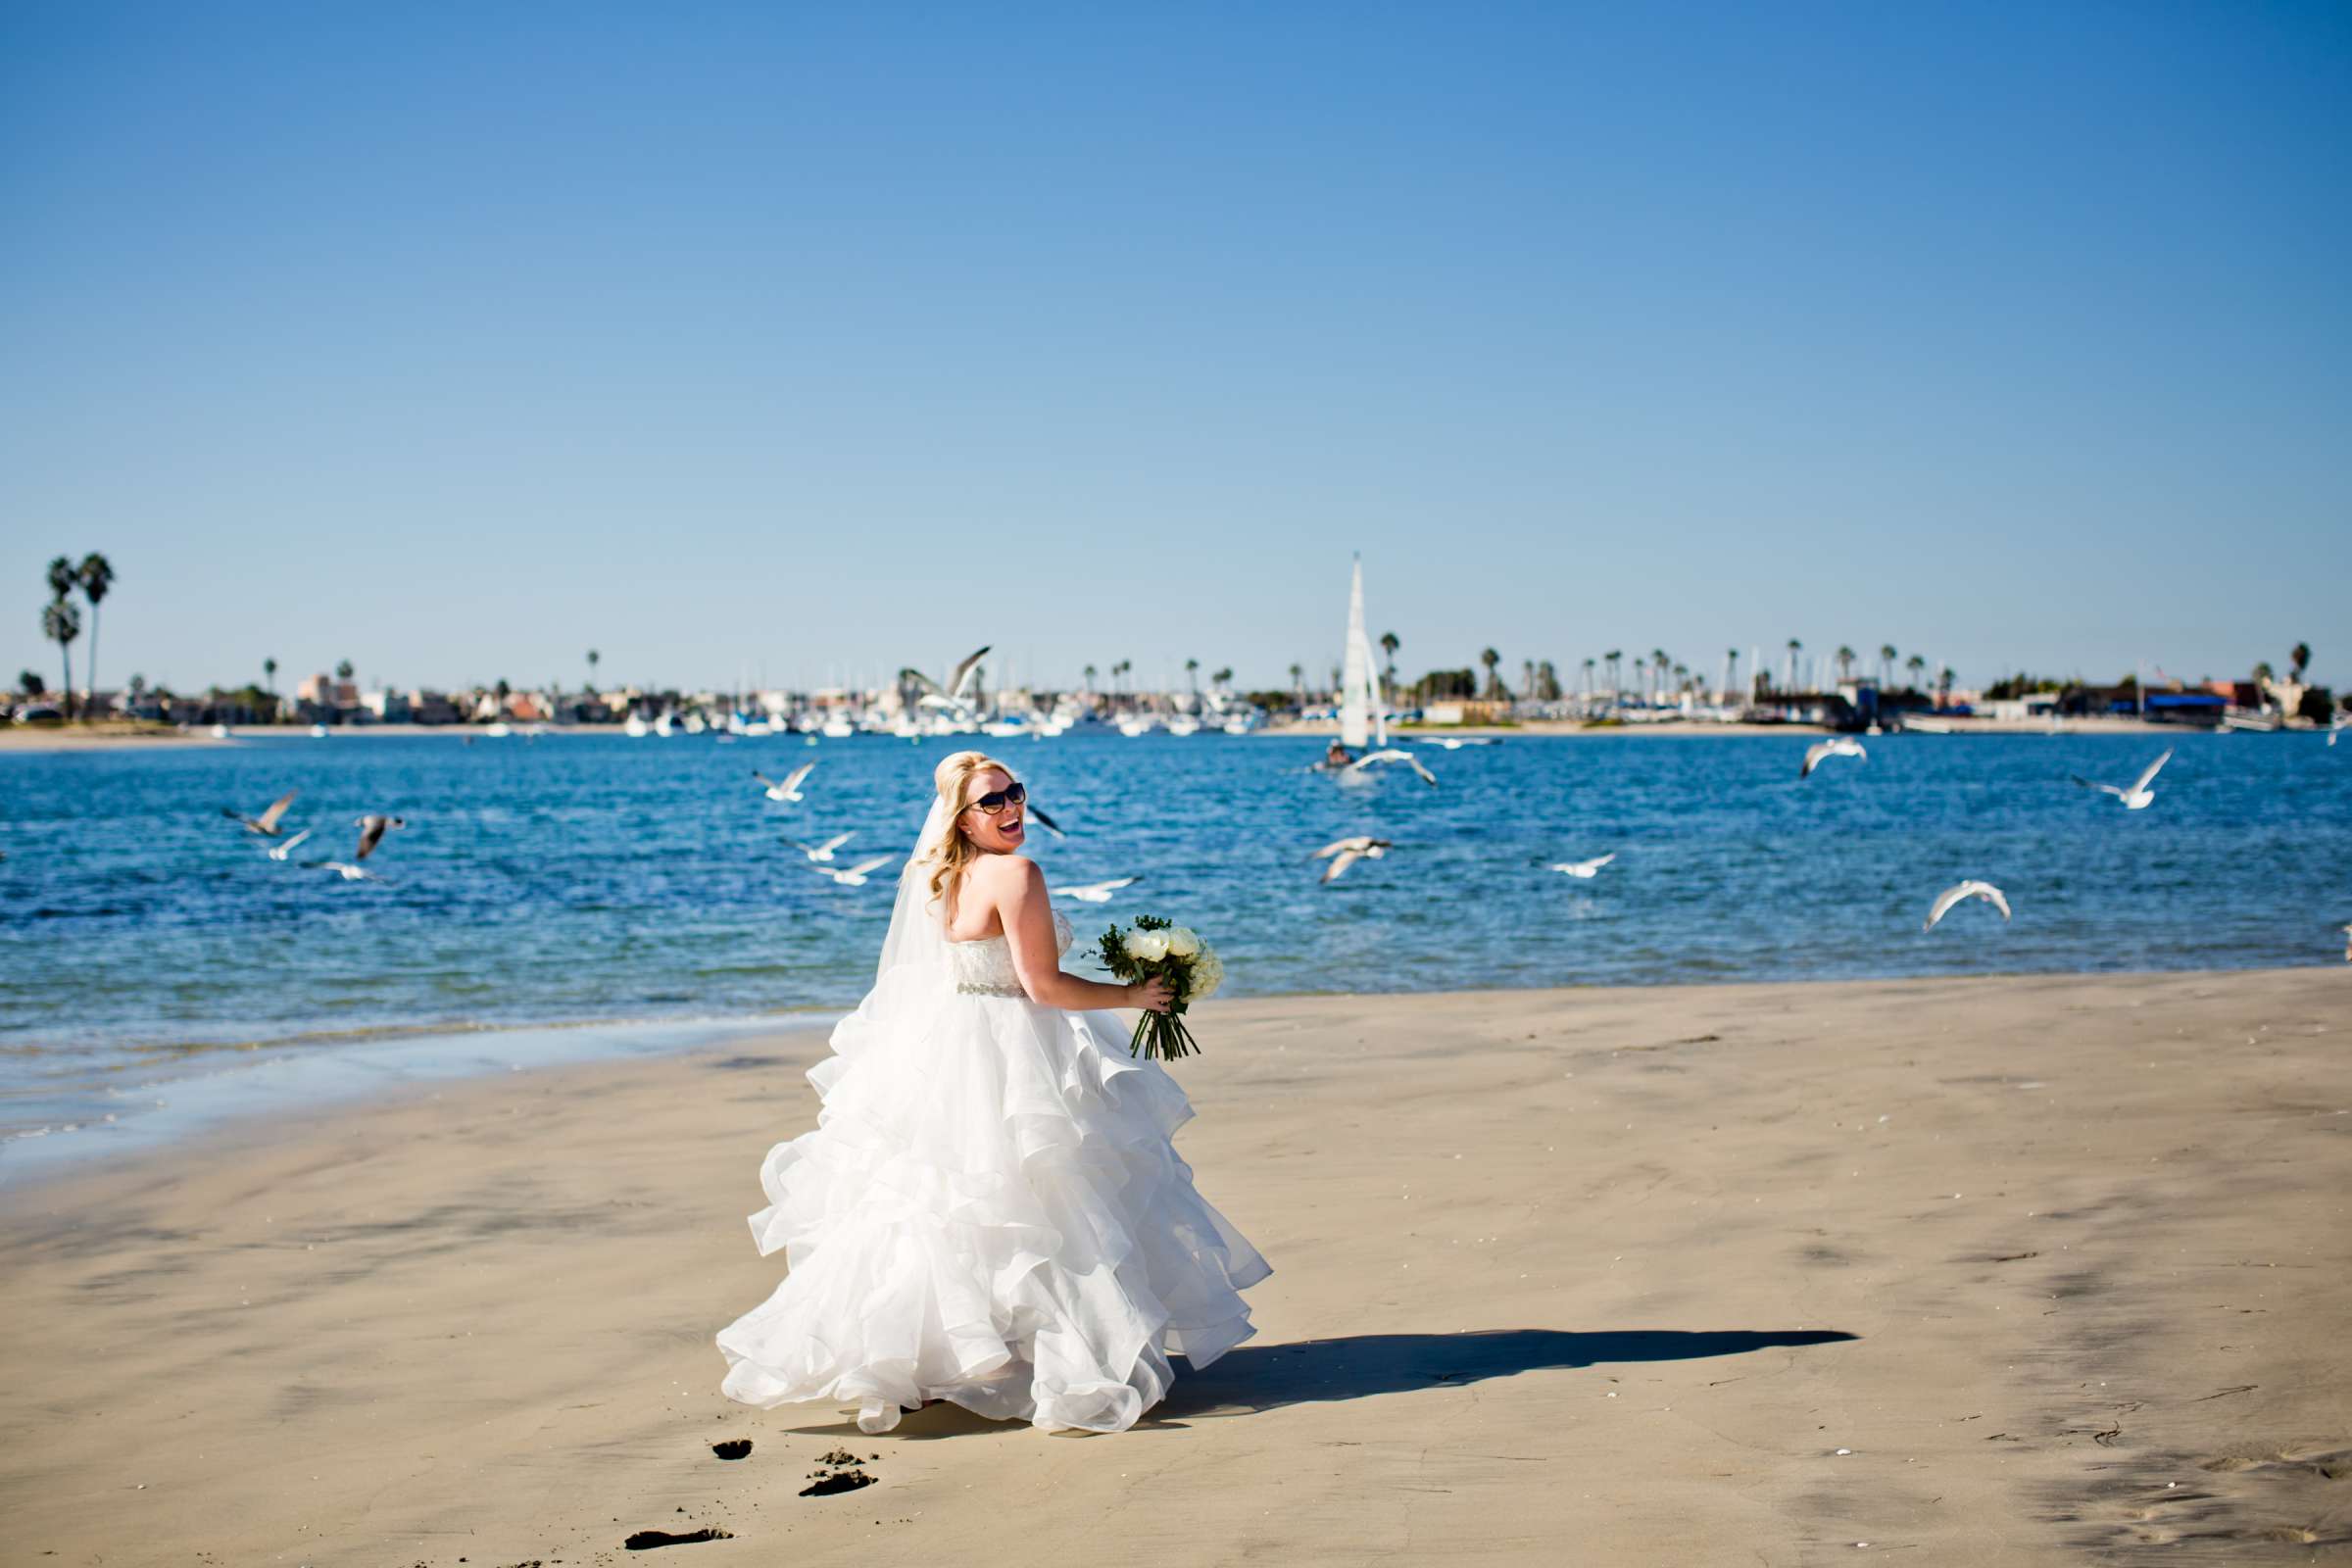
[954,980,1027,998]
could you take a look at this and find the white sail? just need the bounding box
[1340,556,1385,749]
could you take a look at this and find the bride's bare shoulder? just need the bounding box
[968,852,1043,893]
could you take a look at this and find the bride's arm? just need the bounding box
[992,858,1171,1013]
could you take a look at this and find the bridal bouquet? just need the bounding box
[1098,914,1224,1061]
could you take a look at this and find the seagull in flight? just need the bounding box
[1923,880,2011,932]
[264,828,313,862]
[949,646,990,702]
[1024,802,1066,839]
[1800,738,1867,779]
[223,789,299,837]
[810,855,894,888]
[1548,853,1616,879]
[1311,835,1394,884]
[2328,714,2345,747]
[784,830,855,862]
[2072,748,2171,810]
[1416,737,1497,751]
[318,860,376,882]
[755,762,816,803]
[1052,875,1140,904]
[1343,749,1438,786]
[354,814,406,860]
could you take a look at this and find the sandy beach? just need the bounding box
[3,966,2346,1565]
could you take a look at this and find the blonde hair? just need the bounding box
[924,750,1018,916]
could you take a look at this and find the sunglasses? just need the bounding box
[965,780,1026,815]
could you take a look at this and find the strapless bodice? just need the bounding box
[945,909,1073,996]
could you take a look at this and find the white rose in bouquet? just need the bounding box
[1188,946,1225,1001]
[1124,928,1171,962]
[1164,925,1201,957]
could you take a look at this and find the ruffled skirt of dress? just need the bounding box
[714,983,1271,1435]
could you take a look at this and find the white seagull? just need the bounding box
[1052,875,1141,904]
[1800,738,1867,779]
[784,830,855,863]
[948,646,990,702]
[318,860,376,882]
[755,762,816,803]
[354,814,406,860]
[1311,835,1394,884]
[264,828,313,862]
[810,855,894,888]
[2328,715,2344,747]
[1416,736,1496,751]
[1548,853,1616,879]
[2072,748,2171,810]
[1923,880,2011,933]
[222,789,299,837]
[1343,749,1438,786]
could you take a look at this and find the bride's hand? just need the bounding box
[1128,976,1174,1013]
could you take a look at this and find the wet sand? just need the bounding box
[2,966,2345,1565]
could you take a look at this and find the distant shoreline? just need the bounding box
[2,713,2211,753]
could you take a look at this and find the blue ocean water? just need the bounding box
[3,729,2346,1152]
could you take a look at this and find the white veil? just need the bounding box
[872,796,953,983]
[824,795,955,1065]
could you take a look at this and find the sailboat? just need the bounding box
[1339,555,1388,751]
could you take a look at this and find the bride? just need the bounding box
[715,750,1271,1435]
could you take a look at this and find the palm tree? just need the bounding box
[1184,658,1200,694]
[1479,647,1502,700]
[1630,656,1646,706]
[45,556,74,601]
[1581,657,1595,699]
[1380,630,1399,708]
[1603,650,1622,699]
[75,554,114,709]
[1785,638,1802,692]
[1834,646,1855,684]
[1287,662,1303,708]
[1905,654,1927,692]
[1725,647,1740,702]
[587,648,601,689]
[2290,642,2311,680]
[335,659,354,684]
[1212,666,1233,695]
[42,599,81,717]
[1878,644,1896,689]
[1082,662,1097,694]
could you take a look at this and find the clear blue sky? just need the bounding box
[4,1,2346,697]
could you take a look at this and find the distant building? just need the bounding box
[359,689,411,722]
[406,690,459,724]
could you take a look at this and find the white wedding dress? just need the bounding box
[715,884,1271,1436]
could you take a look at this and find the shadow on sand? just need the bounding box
[1155,1327,1859,1419]
[788,1328,1856,1439]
